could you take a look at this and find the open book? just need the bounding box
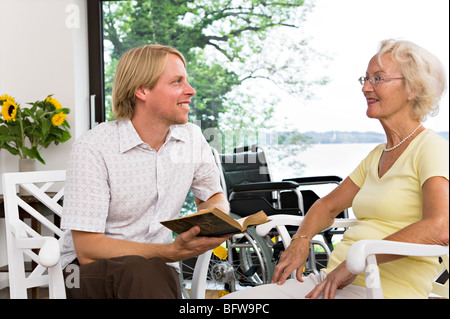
[160,208,270,237]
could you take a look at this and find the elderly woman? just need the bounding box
[225,39,449,299]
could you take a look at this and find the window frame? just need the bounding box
[87,0,106,124]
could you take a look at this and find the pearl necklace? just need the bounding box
[384,123,423,152]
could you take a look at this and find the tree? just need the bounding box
[102,0,326,213]
[102,0,324,132]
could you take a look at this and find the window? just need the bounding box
[86,0,317,137]
[87,0,448,181]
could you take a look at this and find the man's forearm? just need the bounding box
[71,230,174,265]
[72,225,231,265]
[195,192,229,214]
[72,192,230,265]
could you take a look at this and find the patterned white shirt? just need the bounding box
[60,119,222,268]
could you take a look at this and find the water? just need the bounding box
[268,143,379,209]
[270,143,377,179]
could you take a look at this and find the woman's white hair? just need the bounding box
[377,39,447,122]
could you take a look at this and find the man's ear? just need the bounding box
[135,86,148,102]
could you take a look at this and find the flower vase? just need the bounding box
[18,158,36,195]
[19,158,36,172]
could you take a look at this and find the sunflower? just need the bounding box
[46,96,62,110]
[1,99,19,122]
[0,94,16,102]
[51,112,67,126]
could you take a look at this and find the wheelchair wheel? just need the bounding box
[179,225,274,298]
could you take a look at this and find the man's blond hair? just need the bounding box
[112,45,186,120]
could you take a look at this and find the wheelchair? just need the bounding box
[180,145,347,297]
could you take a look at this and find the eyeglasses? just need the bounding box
[358,76,404,86]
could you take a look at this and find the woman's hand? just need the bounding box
[271,239,310,285]
[271,177,360,286]
[306,261,357,299]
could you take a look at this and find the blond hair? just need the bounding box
[377,39,447,122]
[112,45,186,120]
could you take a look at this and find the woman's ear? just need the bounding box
[405,82,418,102]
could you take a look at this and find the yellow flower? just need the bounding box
[46,96,62,110]
[218,290,230,298]
[0,94,16,102]
[1,99,19,122]
[213,245,228,260]
[51,112,67,126]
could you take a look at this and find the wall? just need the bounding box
[0,0,90,279]
[0,0,90,193]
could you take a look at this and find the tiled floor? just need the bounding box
[0,287,9,299]
[0,287,49,299]
[0,287,225,299]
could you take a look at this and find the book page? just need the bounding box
[237,210,270,228]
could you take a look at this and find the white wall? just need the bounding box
[0,0,90,193]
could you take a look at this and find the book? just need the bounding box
[160,208,270,237]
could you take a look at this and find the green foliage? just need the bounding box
[101,0,322,214]
[188,52,240,129]
[102,0,320,130]
[0,95,71,164]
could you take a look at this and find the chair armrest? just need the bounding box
[257,216,357,250]
[9,221,28,239]
[190,250,213,299]
[232,181,300,193]
[38,237,61,268]
[346,239,449,275]
[330,218,358,228]
[256,215,357,237]
[10,221,61,268]
[256,214,304,237]
[283,176,343,185]
[13,236,61,268]
[346,240,449,299]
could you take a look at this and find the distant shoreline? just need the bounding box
[300,131,449,144]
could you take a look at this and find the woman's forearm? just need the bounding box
[294,177,359,239]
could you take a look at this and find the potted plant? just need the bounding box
[0,93,71,168]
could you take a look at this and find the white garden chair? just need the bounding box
[2,170,66,299]
[191,214,448,299]
[189,215,354,299]
[256,215,448,299]
[1,170,226,299]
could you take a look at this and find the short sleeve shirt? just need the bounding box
[324,129,449,298]
[59,120,223,268]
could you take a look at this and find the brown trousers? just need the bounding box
[64,255,181,299]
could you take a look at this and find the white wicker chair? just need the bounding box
[2,170,66,299]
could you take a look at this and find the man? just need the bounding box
[60,45,230,298]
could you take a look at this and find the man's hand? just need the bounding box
[166,226,232,262]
